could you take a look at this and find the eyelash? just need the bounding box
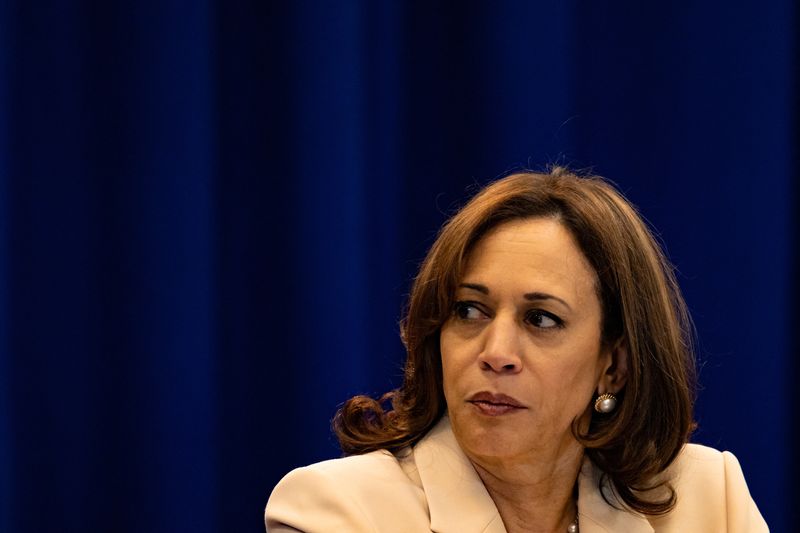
[453,301,486,321]
[452,301,565,330]
[525,309,565,329]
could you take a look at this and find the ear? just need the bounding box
[597,338,628,395]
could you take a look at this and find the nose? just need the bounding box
[477,313,523,374]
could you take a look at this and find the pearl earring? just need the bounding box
[594,393,617,413]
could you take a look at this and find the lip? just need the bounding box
[467,391,528,416]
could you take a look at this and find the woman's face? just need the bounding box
[440,217,619,464]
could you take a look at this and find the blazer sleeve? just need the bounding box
[722,451,769,533]
[265,465,377,533]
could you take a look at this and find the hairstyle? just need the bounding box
[333,168,696,515]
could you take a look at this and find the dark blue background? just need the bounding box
[0,2,795,532]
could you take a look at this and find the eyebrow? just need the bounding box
[458,283,573,312]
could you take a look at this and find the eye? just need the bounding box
[525,309,563,329]
[453,301,488,321]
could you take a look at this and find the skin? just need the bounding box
[439,217,627,533]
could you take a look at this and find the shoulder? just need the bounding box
[668,443,754,498]
[648,443,768,532]
[265,450,428,533]
[275,449,406,485]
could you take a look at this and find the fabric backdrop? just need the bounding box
[0,2,795,532]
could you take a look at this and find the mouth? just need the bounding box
[467,391,528,416]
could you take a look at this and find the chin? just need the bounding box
[450,409,530,458]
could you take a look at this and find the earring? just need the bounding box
[594,393,617,413]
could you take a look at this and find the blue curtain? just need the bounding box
[1,2,795,532]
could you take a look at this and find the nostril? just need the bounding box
[478,355,522,372]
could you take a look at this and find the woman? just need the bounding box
[265,169,767,532]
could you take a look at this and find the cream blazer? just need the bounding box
[265,417,767,532]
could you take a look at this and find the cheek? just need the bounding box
[439,328,473,397]
[439,330,457,396]
[532,371,596,428]
[540,343,605,408]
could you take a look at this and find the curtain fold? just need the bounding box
[0,2,794,532]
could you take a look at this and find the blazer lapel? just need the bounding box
[413,417,507,533]
[577,458,654,533]
[414,417,653,533]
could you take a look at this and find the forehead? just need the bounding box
[462,217,598,300]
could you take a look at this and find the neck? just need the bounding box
[469,443,583,533]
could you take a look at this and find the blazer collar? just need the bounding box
[576,458,654,533]
[413,417,653,533]
[413,417,506,533]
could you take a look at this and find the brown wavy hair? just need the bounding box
[333,168,696,516]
